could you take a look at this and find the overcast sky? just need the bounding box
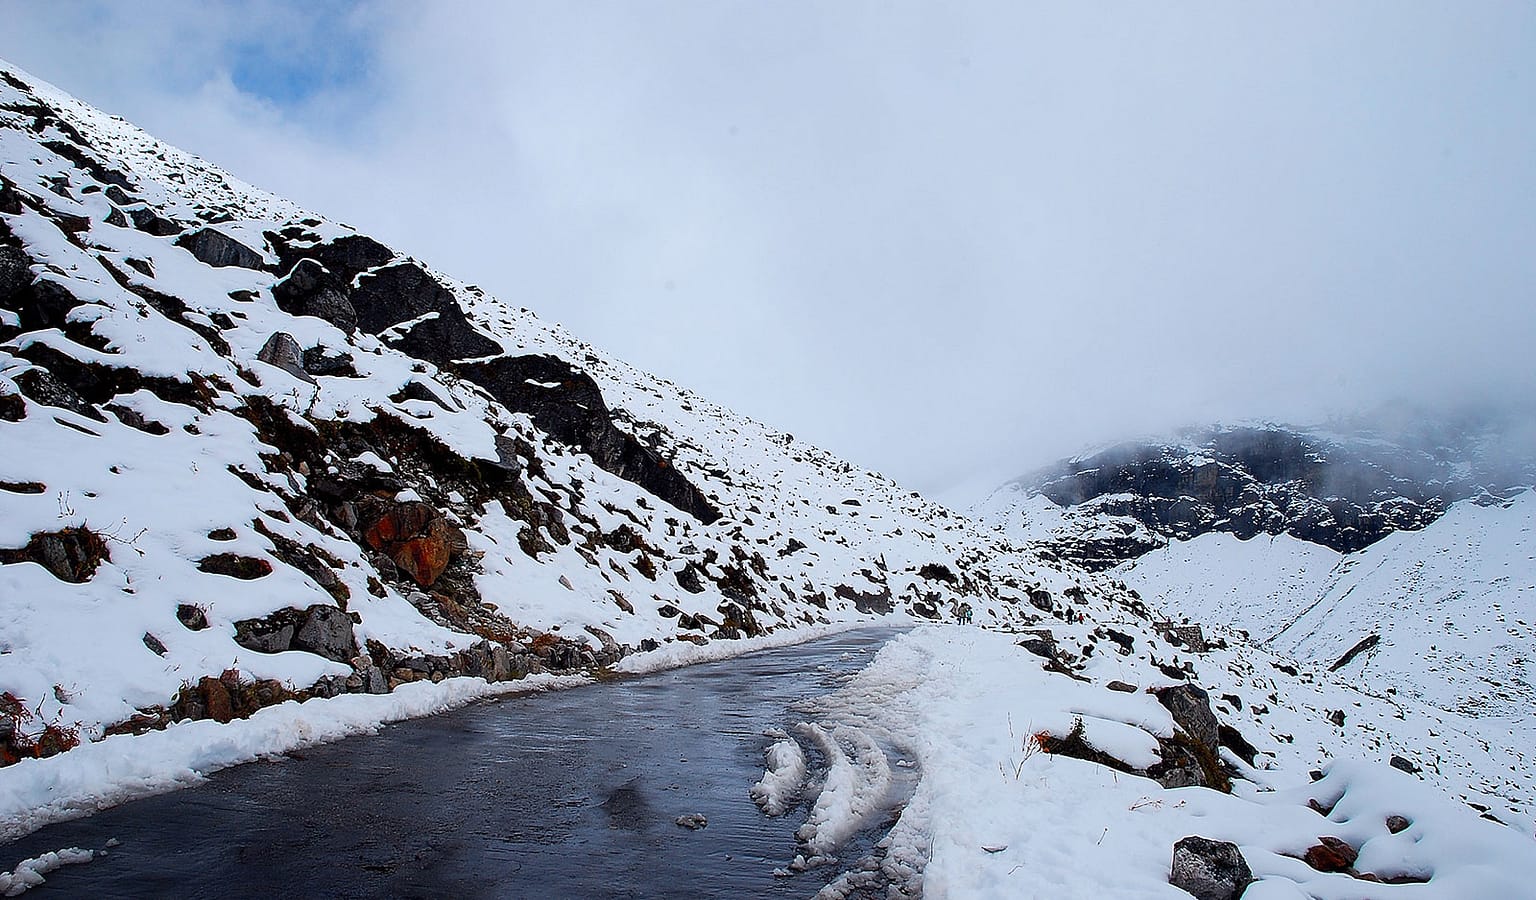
[5,2,1534,502]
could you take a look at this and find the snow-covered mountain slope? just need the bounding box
[976,422,1535,572]
[3,59,1535,894]
[0,60,1138,757]
[1118,491,1536,718]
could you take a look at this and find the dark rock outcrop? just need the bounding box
[460,355,719,523]
[1302,836,1358,873]
[1154,684,1221,751]
[272,259,357,333]
[175,228,265,270]
[13,367,104,421]
[274,233,394,284]
[1329,634,1380,671]
[197,553,273,580]
[234,604,357,662]
[0,527,110,582]
[1010,421,1536,569]
[349,262,500,363]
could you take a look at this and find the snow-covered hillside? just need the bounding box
[3,58,1535,897]
[1119,491,1536,718]
[0,60,1131,755]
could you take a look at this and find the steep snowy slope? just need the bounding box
[1119,491,1536,717]
[0,60,1134,755]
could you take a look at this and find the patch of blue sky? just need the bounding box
[226,4,374,107]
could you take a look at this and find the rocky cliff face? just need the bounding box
[0,61,1143,757]
[977,421,1535,571]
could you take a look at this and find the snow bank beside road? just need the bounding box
[0,672,584,843]
[799,625,1536,898]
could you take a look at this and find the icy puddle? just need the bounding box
[0,628,912,898]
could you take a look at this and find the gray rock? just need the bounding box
[235,619,297,654]
[365,666,389,694]
[292,605,358,662]
[1155,684,1221,750]
[256,332,315,384]
[175,227,265,270]
[310,675,347,699]
[1170,836,1250,900]
[675,814,708,830]
[490,645,515,682]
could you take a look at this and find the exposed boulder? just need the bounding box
[274,233,394,284]
[7,274,86,335]
[292,605,359,662]
[833,579,893,615]
[1218,724,1259,767]
[0,527,111,582]
[126,205,180,237]
[175,228,264,270]
[176,603,209,630]
[197,553,273,580]
[458,355,719,524]
[255,332,315,384]
[233,608,302,653]
[1154,684,1221,751]
[0,389,23,422]
[1302,836,1358,873]
[233,604,356,661]
[349,262,500,363]
[199,676,234,724]
[362,500,463,588]
[272,258,357,333]
[1169,836,1251,900]
[302,345,357,377]
[13,367,105,422]
[1330,634,1380,671]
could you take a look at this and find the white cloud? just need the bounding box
[4,1,1534,496]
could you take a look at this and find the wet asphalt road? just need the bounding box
[1,628,906,899]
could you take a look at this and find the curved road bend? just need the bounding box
[1,627,909,899]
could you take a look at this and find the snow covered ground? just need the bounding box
[1117,492,1536,802]
[771,626,1536,898]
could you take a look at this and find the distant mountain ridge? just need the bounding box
[977,418,1536,571]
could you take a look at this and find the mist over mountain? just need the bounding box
[4,2,1534,498]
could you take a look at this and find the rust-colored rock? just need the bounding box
[363,500,461,588]
[1303,836,1358,872]
[198,676,233,724]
